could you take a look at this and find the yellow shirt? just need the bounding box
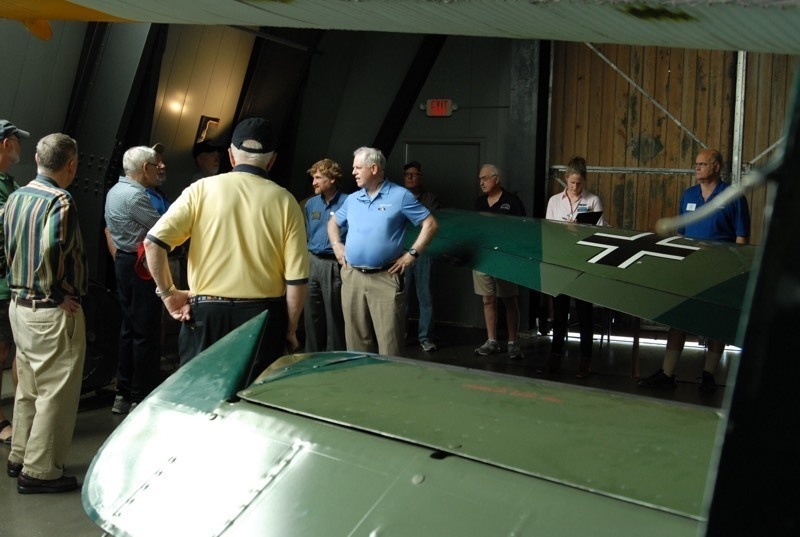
[149,167,308,298]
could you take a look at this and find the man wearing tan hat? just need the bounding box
[0,119,29,445]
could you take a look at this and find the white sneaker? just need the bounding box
[420,340,438,352]
[112,395,131,414]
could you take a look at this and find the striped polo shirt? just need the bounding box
[2,174,87,303]
[105,176,162,253]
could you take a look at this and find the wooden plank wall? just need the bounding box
[549,42,798,245]
[741,53,797,245]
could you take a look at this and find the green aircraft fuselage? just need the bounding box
[83,314,716,536]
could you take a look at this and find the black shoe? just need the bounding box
[7,460,22,478]
[536,353,561,374]
[538,319,552,336]
[576,358,593,379]
[638,368,677,389]
[699,371,718,394]
[17,472,79,494]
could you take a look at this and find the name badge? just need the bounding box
[686,203,697,212]
[311,211,321,220]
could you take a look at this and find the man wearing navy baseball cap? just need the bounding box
[0,119,30,445]
[190,140,222,180]
[144,118,308,386]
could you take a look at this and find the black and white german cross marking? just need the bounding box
[577,232,699,268]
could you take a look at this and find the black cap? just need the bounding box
[0,119,30,141]
[192,140,221,159]
[231,118,276,154]
[404,160,422,172]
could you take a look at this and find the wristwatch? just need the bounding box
[407,248,419,258]
[156,284,176,299]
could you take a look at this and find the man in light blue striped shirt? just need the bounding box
[104,146,164,414]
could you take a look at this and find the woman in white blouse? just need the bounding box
[541,156,604,378]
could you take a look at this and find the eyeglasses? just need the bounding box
[145,162,159,169]
[479,174,497,182]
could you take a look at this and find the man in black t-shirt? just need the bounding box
[472,164,526,359]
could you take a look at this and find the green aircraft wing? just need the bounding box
[83,313,716,536]
[409,209,755,346]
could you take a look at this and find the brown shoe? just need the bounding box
[17,472,79,494]
[576,358,593,379]
[6,460,23,478]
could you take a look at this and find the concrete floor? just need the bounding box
[0,319,735,537]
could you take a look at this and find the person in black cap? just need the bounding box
[147,143,170,214]
[191,140,221,181]
[144,118,309,384]
[0,119,29,444]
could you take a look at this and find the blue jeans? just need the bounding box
[404,254,434,342]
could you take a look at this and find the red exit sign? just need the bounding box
[425,98,455,117]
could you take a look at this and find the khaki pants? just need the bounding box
[341,266,405,357]
[8,301,85,480]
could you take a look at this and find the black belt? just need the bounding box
[189,295,283,306]
[311,252,337,260]
[13,297,58,308]
[351,265,392,274]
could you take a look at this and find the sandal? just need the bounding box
[0,419,12,445]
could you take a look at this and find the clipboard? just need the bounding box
[575,211,603,225]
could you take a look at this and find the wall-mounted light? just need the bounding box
[168,100,183,114]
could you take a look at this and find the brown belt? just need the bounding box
[13,297,58,309]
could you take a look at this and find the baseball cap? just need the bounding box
[231,118,277,154]
[192,140,221,159]
[0,120,31,141]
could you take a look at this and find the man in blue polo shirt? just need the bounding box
[639,148,750,394]
[304,158,348,352]
[328,147,438,357]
